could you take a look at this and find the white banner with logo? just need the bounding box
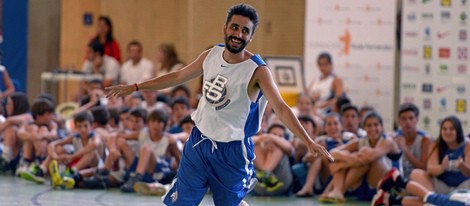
[305,0,397,131]
[400,0,469,137]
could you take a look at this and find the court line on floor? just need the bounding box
[31,187,52,206]
[94,190,110,206]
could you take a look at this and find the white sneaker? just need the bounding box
[449,189,470,204]
[134,181,168,196]
[15,162,29,177]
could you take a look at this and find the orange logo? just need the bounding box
[339,29,351,56]
[335,4,340,11]
[317,17,323,24]
[377,18,382,26]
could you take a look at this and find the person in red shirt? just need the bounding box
[90,16,121,63]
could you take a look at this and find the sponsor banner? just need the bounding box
[401,0,470,136]
[305,0,396,131]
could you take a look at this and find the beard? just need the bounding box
[224,33,248,54]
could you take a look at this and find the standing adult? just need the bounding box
[306,52,344,117]
[120,41,154,85]
[82,42,120,87]
[89,16,121,62]
[154,43,185,77]
[155,43,186,94]
[106,4,333,206]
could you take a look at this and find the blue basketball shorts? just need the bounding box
[163,127,256,206]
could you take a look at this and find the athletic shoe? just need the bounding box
[50,161,76,189]
[255,170,267,182]
[82,175,109,189]
[0,157,9,172]
[61,176,76,189]
[49,160,62,189]
[120,173,143,193]
[377,167,401,192]
[96,168,110,178]
[134,181,167,196]
[265,173,284,192]
[255,170,268,188]
[81,168,111,189]
[371,189,388,206]
[449,190,470,205]
[15,161,29,176]
[20,163,45,184]
[266,182,284,192]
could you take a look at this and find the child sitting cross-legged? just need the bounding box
[120,109,181,193]
[87,108,181,193]
[47,111,103,189]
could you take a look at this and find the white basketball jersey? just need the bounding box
[191,45,268,142]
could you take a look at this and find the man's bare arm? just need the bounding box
[253,66,333,162]
[106,50,209,97]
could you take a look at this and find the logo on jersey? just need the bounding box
[203,74,231,110]
[171,191,178,202]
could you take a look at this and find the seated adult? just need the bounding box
[82,41,120,87]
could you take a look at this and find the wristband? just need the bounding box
[448,160,459,171]
[134,83,139,91]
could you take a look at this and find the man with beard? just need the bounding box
[105,3,333,206]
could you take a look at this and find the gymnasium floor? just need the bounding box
[0,175,370,206]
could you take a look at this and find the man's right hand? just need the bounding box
[307,141,334,163]
[105,84,135,97]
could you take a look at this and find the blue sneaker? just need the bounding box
[120,173,143,193]
[425,193,468,206]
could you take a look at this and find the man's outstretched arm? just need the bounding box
[253,65,334,162]
[106,50,209,97]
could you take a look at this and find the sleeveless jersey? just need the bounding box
[358,135,399,170]
[438,142,468,187]
[308,74,335,116]
[393,129,427,179]
[72,131,95,151]
[400,131,424,179]
[310,74,335,101]
[191,45,268,142]
[317,131,356,151]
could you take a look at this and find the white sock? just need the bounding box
[423,192,434,203]
[2,147,13,162]
[39,165,47,173]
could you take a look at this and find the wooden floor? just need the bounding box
[0,175,371,206]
